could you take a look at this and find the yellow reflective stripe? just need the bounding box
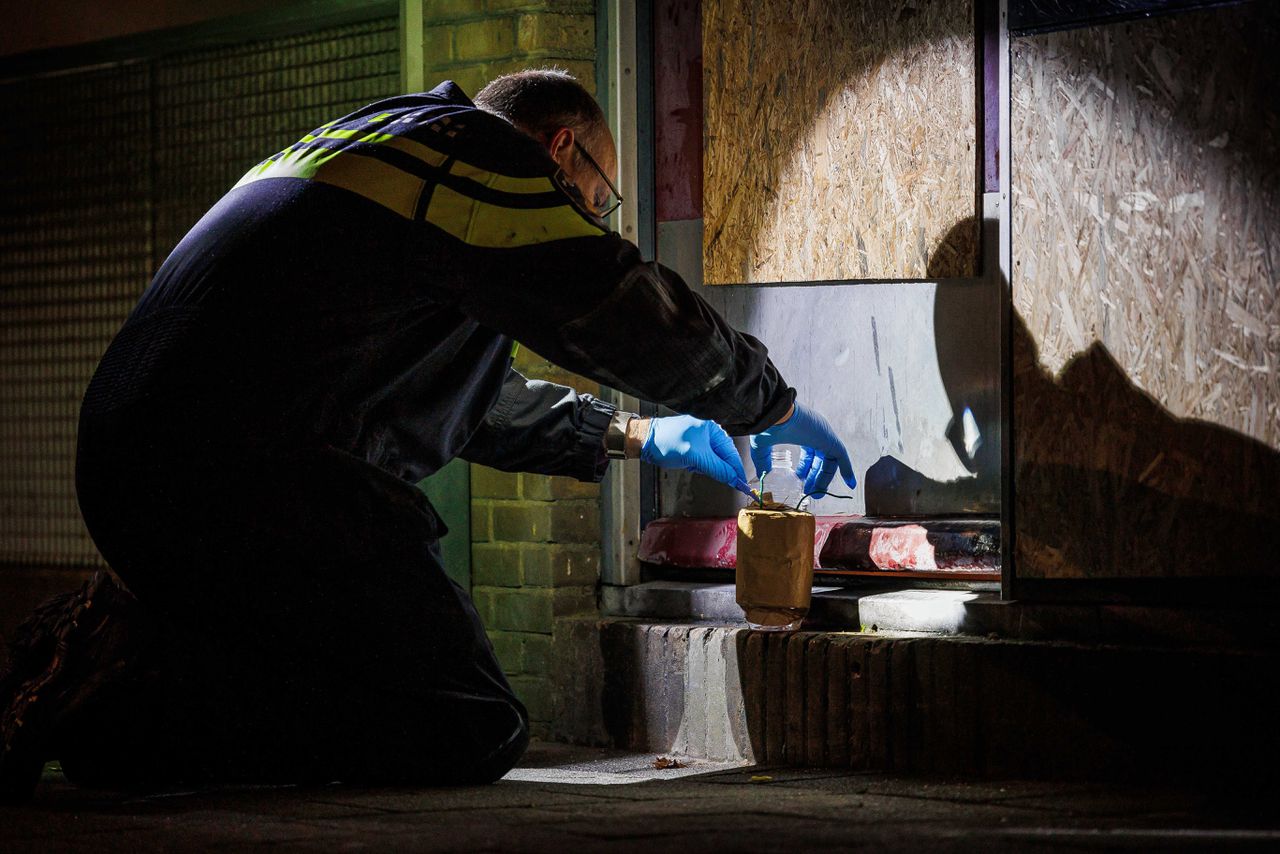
[287,131,433,158]
[425,184,604,248]
[314,156,422,217]
[449,159,555,194]
[510,341,521,359]
[235,148,422,219]
[367,112,392,123]
[235,147,337,186]
[381,135,448,168]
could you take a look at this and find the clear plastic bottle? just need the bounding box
[753,448,809,509]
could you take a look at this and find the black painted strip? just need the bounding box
[1009,0,1250,36]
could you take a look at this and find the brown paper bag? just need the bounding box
[735,507,816,630]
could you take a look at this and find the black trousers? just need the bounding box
[74,412,527,786]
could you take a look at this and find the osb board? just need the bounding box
[1010,5,1280,580]
[703,0,978,283]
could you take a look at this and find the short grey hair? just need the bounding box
[474,68,609,160]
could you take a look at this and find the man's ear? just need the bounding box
[547,126,575,165]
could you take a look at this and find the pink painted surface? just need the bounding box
[638,517,737,568]
[638,516,853,570]
[653,0,703,221]
[868,524,935,571]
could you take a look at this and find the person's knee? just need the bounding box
[340,697,527,786]
[468,703,529,784]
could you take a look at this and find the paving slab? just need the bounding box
[2,741,1277,853]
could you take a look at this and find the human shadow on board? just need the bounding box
[1010,301,1279,582]
[870,219,1280,580]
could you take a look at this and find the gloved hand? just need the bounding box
[749,403,857,497]
[641,415,753,497]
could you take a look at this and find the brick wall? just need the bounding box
[470,351,605,737]
[423,0,596,99]
[419,1,603,738]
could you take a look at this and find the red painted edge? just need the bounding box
[638,516,1000,575]
[653,0,703,221]
[637,516,849,570]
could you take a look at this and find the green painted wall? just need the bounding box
[419,458,472,590]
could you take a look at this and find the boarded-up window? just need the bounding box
[1010,5,1280,580]
[0,17,399,568]
[703,0,979,284]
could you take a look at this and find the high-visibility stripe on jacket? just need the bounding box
[234,108,606,248]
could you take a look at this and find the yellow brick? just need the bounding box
[513,347,555,375]
[516,13,595,55]
[521,474,599,502]
[474,544,521,586]
[474,465,520,498]
[423,25,452,64]
[487,0,594,12]
[510,674,552,721]
[425,0,486,21]
[455,17,516,61]
[484,0,540,10]
[433,63,490,97]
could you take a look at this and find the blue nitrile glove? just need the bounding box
[641,415,753,497]
[749,403,857,498]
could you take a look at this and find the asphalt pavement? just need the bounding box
[2,741,1276,852]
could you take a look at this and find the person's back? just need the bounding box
[82,83,608,479]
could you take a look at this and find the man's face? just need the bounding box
[546,126,619,218]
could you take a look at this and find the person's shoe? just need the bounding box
[0,571,141,802]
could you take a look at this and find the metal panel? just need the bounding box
[599,0,646,587]
[0,17,399,568]
[656,217,1003,521]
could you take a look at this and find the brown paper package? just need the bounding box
[735,507,816,629]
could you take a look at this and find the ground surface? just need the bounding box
[2,742,1277,852]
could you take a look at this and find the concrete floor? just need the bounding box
[2,742,1277,852]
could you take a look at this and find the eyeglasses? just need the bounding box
[573,140,623,219]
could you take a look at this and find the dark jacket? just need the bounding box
[79,81,794,486]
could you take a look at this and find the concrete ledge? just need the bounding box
[604,581,1280,649]
[602,582,991,632]
[553,618,1280,782]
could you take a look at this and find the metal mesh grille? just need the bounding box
[151,21,400,259]
[0,17,399,567]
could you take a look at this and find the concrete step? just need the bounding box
[553,619,1280,782]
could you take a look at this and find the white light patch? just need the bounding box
[962,406,982,460]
